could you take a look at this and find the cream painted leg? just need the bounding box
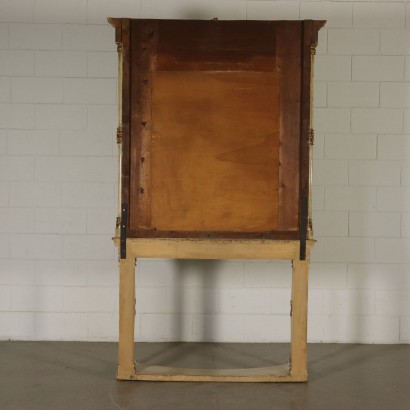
[290,259,309,381]
[117,256,136,380]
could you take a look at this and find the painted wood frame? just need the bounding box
[115,238,314,382]
[109,18,325,382]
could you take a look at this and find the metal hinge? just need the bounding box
[116,127,122,144]
[120,203,128,259]
[300,197,308,261]
[307,128,314,145]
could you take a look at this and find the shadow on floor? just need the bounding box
[0,341,409,410]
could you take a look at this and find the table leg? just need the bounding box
[290,259,309,381]
[117,256,136,380]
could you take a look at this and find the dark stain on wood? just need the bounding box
[109,18,325,240]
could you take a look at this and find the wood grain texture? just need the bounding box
[299,21,325,258]
[129,20,156,229]
[117,256,136,380]
[120,19,131,212]
[113,238,315,260]
[119,362,309,382]
[126,229,299,240]
[150,70,280,232]
[277,22,301,230]
[290,259,309,379]
[156,20,276,72]
[113,18,325,239]
[118,361,309,382]
[131,362,299,382]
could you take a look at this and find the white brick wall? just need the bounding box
[7,130,60,155]
[352,56,404,81]
[300,1,352,28]
[246,1,299,21]
[351,108,403,134]
[353,2,405,29]
[35,51,87,77]
[328,29,379,55]
[0,0,409,345]
[327,82,379,107]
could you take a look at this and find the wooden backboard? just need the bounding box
[110,19,325,240]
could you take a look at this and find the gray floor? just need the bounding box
[0,342,409,410]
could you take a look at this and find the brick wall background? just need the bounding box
[0,0,409,343]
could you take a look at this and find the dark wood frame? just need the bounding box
[109,19,325,249]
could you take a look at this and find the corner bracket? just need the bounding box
[310,42,317,56]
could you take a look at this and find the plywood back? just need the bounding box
[151,71,280,232]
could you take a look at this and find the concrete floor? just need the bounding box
[0,342,409,410]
